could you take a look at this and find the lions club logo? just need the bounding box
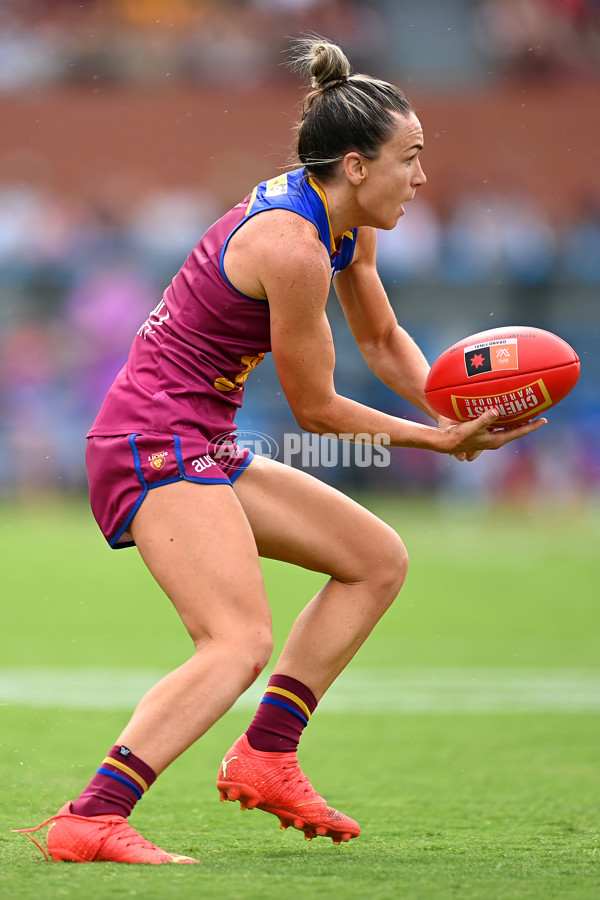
[148,451,168,470]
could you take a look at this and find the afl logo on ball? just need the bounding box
[464,338,518,377]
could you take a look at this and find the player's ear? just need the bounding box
[343,152,367,185]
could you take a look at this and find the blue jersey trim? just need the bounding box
[218,169,356,296]
[218,232,268,302]
[218,209,322,302]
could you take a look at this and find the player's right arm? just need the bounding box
[246,211,546,455]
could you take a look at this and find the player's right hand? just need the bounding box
[438,407,547,458]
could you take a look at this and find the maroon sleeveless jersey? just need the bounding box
[87,169,356,441]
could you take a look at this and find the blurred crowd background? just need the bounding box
[0,0,599,505]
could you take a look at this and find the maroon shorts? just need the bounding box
[86,433,253,549]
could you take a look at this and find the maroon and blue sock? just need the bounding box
[70,745,156,819]
[246,674,318,753]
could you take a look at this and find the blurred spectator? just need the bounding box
[128,187,220,275]
[561,189,600,283]
[0,11,62,91]
[0,181,81,296]
[441,191,555,284]
[0,0,598,93]
[376,198,442,284]
[0,322,64,495]
[0,0,388,91]
[472,0,600,82]
[62,265,157,419]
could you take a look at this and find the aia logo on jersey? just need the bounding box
[148,451,168,470]
[464,339,518,377]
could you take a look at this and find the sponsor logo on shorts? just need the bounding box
[191,454,217,474]
[148,451,168,470]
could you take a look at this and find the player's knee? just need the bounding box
[233,629,274,688]
[370,528,409,607]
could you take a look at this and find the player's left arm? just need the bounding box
[335,226,478,461]
[334,226,439,422]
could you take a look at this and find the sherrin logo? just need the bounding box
[148,451,168,470]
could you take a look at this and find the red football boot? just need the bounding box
[12,803,199,864]
[217,735,360,844]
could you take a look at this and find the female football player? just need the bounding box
[16,37,545,863]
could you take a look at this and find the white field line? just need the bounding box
[0,667,599,713]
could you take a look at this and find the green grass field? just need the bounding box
[1,495,599,900]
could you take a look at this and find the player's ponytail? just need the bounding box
[304,40,351,89]
[290,37,414,180]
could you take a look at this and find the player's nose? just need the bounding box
[413,160,427,186]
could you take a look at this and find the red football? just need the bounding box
[424,326,580,426]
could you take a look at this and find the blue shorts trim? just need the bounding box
[229,448,254,483]
[107,436,254,549]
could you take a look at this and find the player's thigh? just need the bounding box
[232,455,407,585]
[129,480,272,647]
